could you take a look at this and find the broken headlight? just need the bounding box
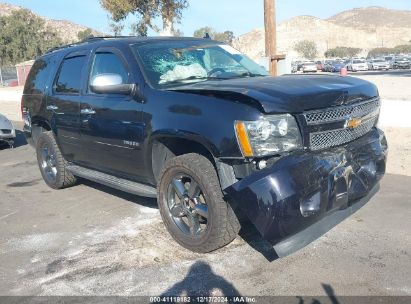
[235,114,302,157]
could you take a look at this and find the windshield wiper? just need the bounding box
[228,72,268,79]
[162,75,225,85]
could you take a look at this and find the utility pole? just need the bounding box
[264,0,284,76]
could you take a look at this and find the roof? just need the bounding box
[44,36,211,56]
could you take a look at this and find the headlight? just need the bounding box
[234,114,302,157]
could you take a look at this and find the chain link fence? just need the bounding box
[0,66,18,87]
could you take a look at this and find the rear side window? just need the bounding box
[55,55,87,94]
[24,58,52,94]
[90,52,129,84]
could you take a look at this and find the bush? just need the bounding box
[325,47,362,58]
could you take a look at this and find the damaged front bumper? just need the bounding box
[225,128,387,256]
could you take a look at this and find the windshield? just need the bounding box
[353,60,365,64]
[373,59,384,62]
[132,40,269,88]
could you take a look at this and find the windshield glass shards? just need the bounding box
[132,41,269,88]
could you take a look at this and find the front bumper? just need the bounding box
[0,128,15,140]
[225,128,387,255]
[352,66,368,71]
[373,65,389,70]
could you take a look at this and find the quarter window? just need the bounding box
[55,55,87,94]
[25,58,52,94]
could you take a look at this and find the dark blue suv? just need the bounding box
[22,37,387,255]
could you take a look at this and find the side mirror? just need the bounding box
[90,73,135,95]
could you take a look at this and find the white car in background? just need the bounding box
[369,58,390,70]
[348,59,369,72]
[0,113,16,148]
[301,61,317,73]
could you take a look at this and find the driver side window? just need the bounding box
[89,51,129,90]
[204,48,238,70]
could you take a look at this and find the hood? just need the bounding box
[0,113,14,130]
[168,75,378,113]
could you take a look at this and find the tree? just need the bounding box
[173,29,184,37]
[368,47,394,58]
[325,47,362,58]
[394,45,411,54]
[100,0,188,36]
[77,28,93,41]
[294,40,317,60]
[193,27,235,45]
[367,45,411,58]
[0,9,62,65]
[214,31,235,45]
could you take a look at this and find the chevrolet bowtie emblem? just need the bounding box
[346,117,362,129]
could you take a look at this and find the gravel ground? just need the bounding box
[355,72,411,101]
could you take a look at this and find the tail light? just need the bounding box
[21,96,26,119]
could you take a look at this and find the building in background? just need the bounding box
[15,60,34,87]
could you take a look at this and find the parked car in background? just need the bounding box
[302,61,317,73]
[384,56,393,63]
[391,57,411,69]
[291,62,299,73]
[323,61,345,73]
[347,59,368,72]
[0,114,16,148]
[368,58,390,70]
[316,61,323,71]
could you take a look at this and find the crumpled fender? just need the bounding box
[225,128,387,247]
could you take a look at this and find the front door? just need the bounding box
[78,47,146,181]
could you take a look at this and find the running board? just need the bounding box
[66,165,157,198]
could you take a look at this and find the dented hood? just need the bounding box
[169,74,379,113]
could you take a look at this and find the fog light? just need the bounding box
[257,160,267,170]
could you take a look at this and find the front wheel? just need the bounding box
[157,153,240,253]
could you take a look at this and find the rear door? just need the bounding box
[77,47,146,181]
[48,51,88,162]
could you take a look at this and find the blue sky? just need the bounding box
[5,0,411,36]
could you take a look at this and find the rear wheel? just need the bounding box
[36,131,76,189]
[157,153,240,253]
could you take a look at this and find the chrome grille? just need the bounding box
[309,118,377,150]
[303,97,381,151]
[304,97,380,125]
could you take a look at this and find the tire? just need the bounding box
[157,153,240,253]
[36,131,77,189]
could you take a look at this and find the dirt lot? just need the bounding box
[0,73,410,297]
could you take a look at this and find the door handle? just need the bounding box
[46,105,59,111]
[81,108,96,115]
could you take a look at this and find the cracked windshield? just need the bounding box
[132,41,268,88]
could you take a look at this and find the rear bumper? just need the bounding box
[225,128,387,253]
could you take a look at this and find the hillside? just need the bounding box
[233,6,411,60]
[0,2,103,42]
[328,6,411,30]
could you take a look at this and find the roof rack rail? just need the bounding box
[45,43,81,54]
[45,36,139,55]
[81,35,138,42]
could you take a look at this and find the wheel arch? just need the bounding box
[149,131,219,185]
[30,117,52,146]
